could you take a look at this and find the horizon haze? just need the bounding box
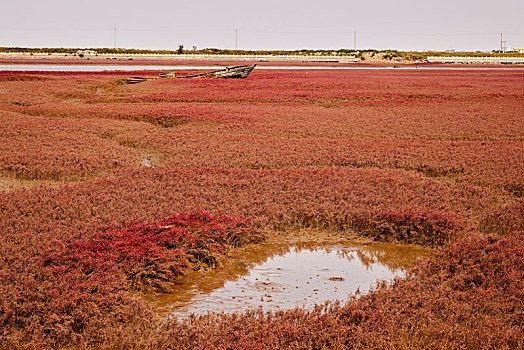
[1,0,523,52]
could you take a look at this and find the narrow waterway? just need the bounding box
[150,241,429,319]
[1,64,522,72]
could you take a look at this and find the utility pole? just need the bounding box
[354,31,357,50]
[500,32,508,53]
[235,28,238,50]
[114,26,117,49]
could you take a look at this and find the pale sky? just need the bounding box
[1,0,523,51]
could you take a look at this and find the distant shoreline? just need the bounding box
[2,58,524,70]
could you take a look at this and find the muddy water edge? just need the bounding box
[146,232,432,318]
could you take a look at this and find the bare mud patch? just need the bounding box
[0,176,41,192]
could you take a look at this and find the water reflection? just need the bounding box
[150,242,428,318]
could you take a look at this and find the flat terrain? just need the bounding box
[0,68,523,348]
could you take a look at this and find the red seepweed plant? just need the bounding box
[0,212,260,347]
[0,68,523,348]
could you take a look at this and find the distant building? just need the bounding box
[76,50,97,55]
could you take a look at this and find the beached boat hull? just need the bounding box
[177,64,256,79]
[126,64,256,84]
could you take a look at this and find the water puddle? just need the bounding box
[150,241,429,319]
[141,158,154,168]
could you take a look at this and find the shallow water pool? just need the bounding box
[151,241,428,318]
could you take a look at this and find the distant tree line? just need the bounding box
[0,47,522,60]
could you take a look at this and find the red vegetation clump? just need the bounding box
[0,212,259,347]
[48,212,257,292]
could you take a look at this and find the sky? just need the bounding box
[1,0,523,51]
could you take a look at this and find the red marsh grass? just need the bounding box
[0,68,522,348]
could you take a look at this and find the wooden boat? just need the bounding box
[178,64,256,79]
[217,64,256,78]
[125,76,151,84]
[126,64,256,84]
